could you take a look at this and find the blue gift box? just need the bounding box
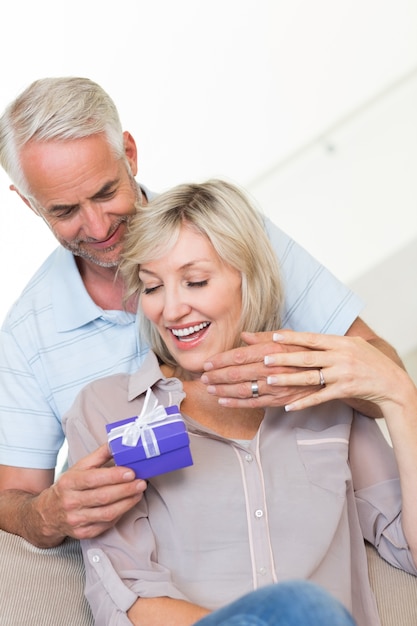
[106,400,193,480]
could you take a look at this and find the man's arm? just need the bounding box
[342,318,404,416]
[0,445,146,547]
[200,317,404,418]
[344,317,404,367]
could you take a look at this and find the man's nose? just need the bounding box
[79,202,112,239]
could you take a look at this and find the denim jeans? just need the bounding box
[195,580,356,626]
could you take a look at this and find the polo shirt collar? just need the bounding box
[52,247,134,331]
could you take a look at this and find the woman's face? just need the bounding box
[139,223,242,377]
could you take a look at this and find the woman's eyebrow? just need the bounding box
[139,259,212,275]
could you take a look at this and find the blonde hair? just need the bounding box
[120,179,283,366]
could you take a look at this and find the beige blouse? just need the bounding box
[63,352,417,626]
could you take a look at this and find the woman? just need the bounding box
[64,180,417,626]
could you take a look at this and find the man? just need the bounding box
[0,77,401,548]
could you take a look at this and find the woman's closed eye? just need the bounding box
[142,285,161,295]
[142,280,208,295]
[187,280,208,288]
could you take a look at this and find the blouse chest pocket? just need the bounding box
[295,423,351,496]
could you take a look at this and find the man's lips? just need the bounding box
[86,223,125,250]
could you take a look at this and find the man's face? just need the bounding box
[18,132,139,268]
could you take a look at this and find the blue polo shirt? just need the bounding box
[0,219,362,469]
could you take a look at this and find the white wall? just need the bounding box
[247,70,417,357]
[248,70,417,285]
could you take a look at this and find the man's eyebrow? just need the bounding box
[47,201,79,215]
[46,179,120,214]
[89,178,120,201]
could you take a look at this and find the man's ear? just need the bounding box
[10,185,40,215]
[123,131,138,177]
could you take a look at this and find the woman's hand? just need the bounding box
[200,325,406,418]
[261,330,413,414]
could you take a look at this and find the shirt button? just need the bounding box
[245,453,253,462]
[254,509,264,518]
[92,555,100,563]
[259,567,267,576]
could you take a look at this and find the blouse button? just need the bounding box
[254,509,264,518]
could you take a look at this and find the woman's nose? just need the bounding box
[162,289,192,322]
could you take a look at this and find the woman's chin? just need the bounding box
[171,360,206,381]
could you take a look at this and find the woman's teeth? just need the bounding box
[171,322,210,338]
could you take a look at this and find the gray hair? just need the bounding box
[120,179,283,367]
[0,77,124,197]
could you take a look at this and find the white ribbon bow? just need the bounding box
[108,388,168,458]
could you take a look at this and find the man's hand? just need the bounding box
[0,445,146,547]
[201,330,319,409]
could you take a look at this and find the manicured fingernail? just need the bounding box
[273,333,284,341]
[200,374,209,384]
[267,376,278,385]
[284,404,293,412]
[264,355,275,365]
[203,362,213,371]
[206,385,216,394]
